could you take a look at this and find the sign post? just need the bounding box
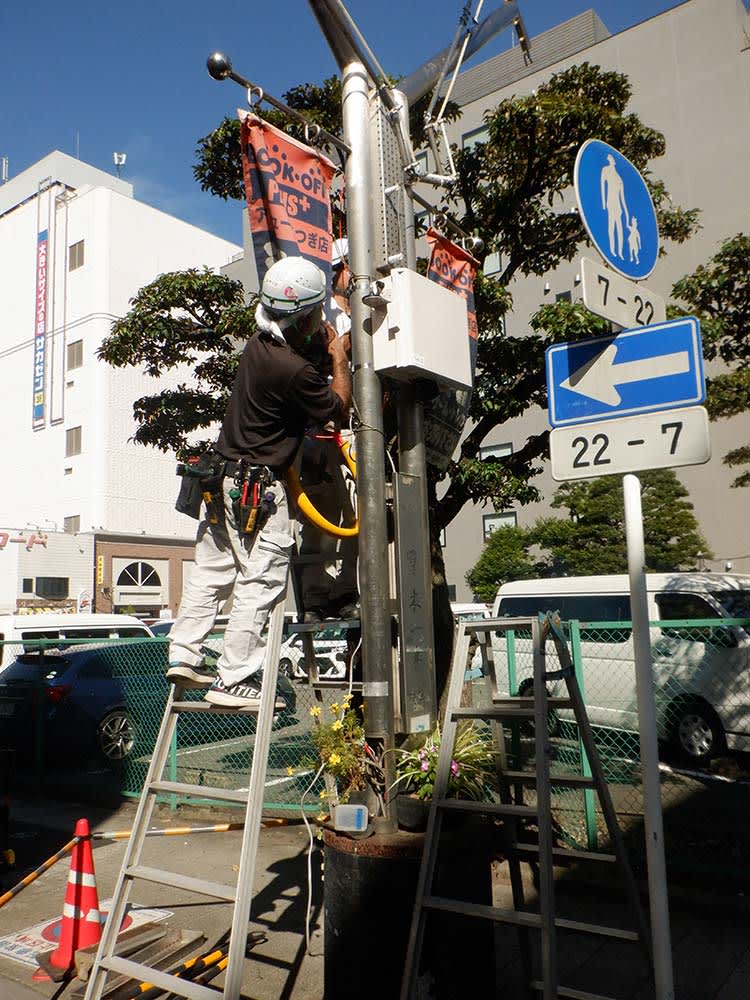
[550,139,686,1000]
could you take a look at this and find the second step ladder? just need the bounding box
[401,612,653,1000]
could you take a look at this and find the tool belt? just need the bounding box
[175,451,276,536]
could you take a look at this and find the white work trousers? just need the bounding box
[169,479,294,686]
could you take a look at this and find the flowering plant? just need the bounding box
[391,720,496,801]
[306,694,382,804]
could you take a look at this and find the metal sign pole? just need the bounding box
[623,472,675,1000]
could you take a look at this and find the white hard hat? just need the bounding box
[331,237,349,269]
[260,256,327,316]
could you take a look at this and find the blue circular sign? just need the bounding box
[574,139,659,280]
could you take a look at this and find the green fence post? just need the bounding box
[506,630,523,786]
[506,629,518,696]
[570,620,597,851]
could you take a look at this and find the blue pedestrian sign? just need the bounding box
[546,317,704,428]
[574,139,659,280]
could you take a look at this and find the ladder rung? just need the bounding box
[437,798,537,819]
[556,917,639,941]
[531,981,617,1000]
[125,864,236,902]
[513,842,617,865]
[310,680,363,690]
[149,781,248,803]
[100,955,220,1000]
[171,700,260,715]
[493,697,573,708]
[502,771,596,789]
[422,896,638,941]
[424,896,542,928]
[450,704,570,720]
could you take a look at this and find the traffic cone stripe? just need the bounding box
[62,904,83,919]
[85,909,102,924]
[67,871,97,887]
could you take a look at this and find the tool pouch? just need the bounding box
[233,467,275,537]
[175,452,224,521]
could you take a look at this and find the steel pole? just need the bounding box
[341,61,395,823]
[623,473,675,1000]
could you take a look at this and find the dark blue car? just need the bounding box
[0,639,296,764]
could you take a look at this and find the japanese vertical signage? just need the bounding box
[32,230,48,428]
[424,229,479,470]
[239,110,336,284]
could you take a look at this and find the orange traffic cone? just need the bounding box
[34,818,102,981]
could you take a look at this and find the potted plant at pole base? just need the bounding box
[390,720,498,831]
[302,694,384,826]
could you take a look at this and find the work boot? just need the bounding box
[166,662,215,688]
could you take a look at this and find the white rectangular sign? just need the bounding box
[581,256,666,329]
[550,405,710,481]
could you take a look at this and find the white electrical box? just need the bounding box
[370,268,473,391]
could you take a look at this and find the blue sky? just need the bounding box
[4,1,682,246]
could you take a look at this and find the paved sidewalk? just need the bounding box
[3,794,750,998]
[0,797,324,1000]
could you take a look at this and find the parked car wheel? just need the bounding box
[97,709,135,761]
[670,699,725,765]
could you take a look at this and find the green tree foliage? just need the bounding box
[103,63,698,513]
[98,268,255,456]
[672,234,750,487]
[465,526,536,601]
[466,471,710,598]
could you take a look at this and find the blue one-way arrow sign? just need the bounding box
[546,317,705,428]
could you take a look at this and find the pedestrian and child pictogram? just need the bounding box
[574,139,659,280]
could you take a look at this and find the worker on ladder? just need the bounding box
[167,256,352,709]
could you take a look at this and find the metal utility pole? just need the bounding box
[339,56,397,824]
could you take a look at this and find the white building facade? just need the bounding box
[0,152,241,612]
[434,0,750,598]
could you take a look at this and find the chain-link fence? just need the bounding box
[2,618,750,881]
[0,634,343,815]
[474,616,750,885]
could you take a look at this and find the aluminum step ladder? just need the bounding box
[400,612,652,1000]
[83,588,290,1000]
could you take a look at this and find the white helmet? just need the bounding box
[260,257,326,316]
[331,237,349,269]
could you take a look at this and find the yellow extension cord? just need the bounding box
[285,433,359,539]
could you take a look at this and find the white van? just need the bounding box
[477,573,750,764]
[0,613,154,668]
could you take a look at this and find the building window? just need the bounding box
[480,442,513,461]
[447,584,457,602]
[22,578,33,594]
[69,240,85,271]
[483,251,501,276]
[462,125,489,152]
[65,426,82,457]
[35,577,70,600]
[117,562,161,588]
[66,339,83,371]
[64,515,80,534]
[483,511,517,541]
[555,290,572,303]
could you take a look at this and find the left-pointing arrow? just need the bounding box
[561,343,691,406]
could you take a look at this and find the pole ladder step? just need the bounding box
[83,593,291,1000]
[399,614,651,1000]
